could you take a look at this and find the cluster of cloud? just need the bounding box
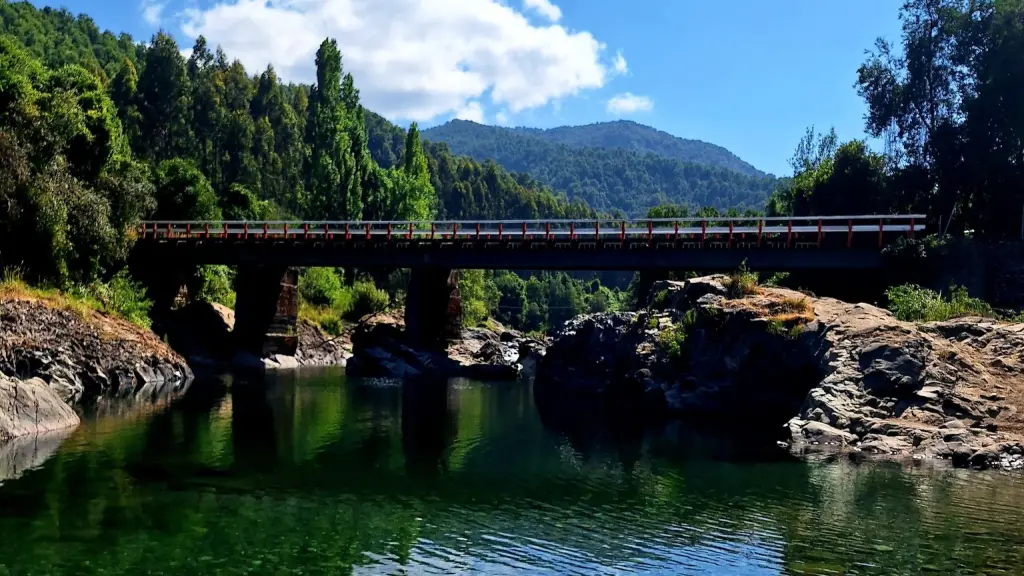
[140,0,166,26]
[606,92,654,115]
[147,0,654,123]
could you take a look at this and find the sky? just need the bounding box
[32,0,904,176]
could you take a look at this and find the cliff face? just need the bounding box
[534,276,1024,470]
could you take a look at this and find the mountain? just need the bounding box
[516,120,765,178]
[422,120,776,215]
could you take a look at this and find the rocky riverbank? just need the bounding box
[0,295,193,442]
[534,275,1024,470]
[161,301,352,370]
[345,312,541,380]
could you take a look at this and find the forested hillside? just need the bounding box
[516,120,765,177]
[422,120,776,214]
[0,0,607,334]
[0,1,594,284]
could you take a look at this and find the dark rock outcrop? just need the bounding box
[535,275,1024,470]
[1,299,192,404]
[345,313,536,380]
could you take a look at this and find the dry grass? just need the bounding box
[723,268,761,299]
[730,291,815,324]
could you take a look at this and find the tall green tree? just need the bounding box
[304,39,358,219]
[135,32,193,162]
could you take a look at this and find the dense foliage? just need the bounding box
[769,0,1024,241]
[459,270,628,334]
[885,283,992,322]
[423,120,777,215]
[0,0,590,293]
[514,120,765,177]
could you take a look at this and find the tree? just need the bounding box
[304,39,358,219]
[136,32,193,162]
[493,272,527,327]
[109,58,141,146]
[153,158,220,221]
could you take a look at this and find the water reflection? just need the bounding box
[0,370,1022,575]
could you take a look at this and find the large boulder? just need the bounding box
[0,375,80,442]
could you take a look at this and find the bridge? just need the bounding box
[132,215,925,356]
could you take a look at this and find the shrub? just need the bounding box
[344,281,390,320]
[318,315,343,336]
[299,268,344,307]
[724,260,760,298]
[70,270,153,328]
[885,283,992,322]
[657,309,697,366]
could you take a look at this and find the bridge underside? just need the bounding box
[133,240,886,272]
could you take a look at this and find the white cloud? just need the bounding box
[454,101,485,123]
[181,0,616,122]
[613,50,627,75]
[141,0,166,26]
[495,110,510,125]
[606,92,653,115]
[522,0,562,22]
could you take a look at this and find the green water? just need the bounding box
[1,370,1023,575]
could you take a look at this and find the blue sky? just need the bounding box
[33,0,903,176]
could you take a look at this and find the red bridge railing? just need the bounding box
[138,215,926,249]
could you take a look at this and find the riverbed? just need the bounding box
[1,369,1023,575]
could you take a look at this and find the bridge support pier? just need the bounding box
[234,265,299,357]
[405,268,462,350]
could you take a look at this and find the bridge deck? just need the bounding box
[134,215,925,271]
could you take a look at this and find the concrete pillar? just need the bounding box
[233,265,299,357]
[405,268,461,350]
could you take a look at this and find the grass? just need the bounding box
[723,260,761,299]
[886,283,992,323]
[2,267,153,329]
[298,300,345,336]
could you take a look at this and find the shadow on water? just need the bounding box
[532,376,802,473]
[2,370,1024,574]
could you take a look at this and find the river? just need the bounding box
[1,369,1023,575]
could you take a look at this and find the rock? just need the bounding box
[0,375,80,442]
[134,364,161,385]
[798,421,858,445]
[532,274,1024,470]
[263,354,300,369]
[0,427,76,483]
[969,446,1003,469]
[517,339,547,377]
[0,298,192,407]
